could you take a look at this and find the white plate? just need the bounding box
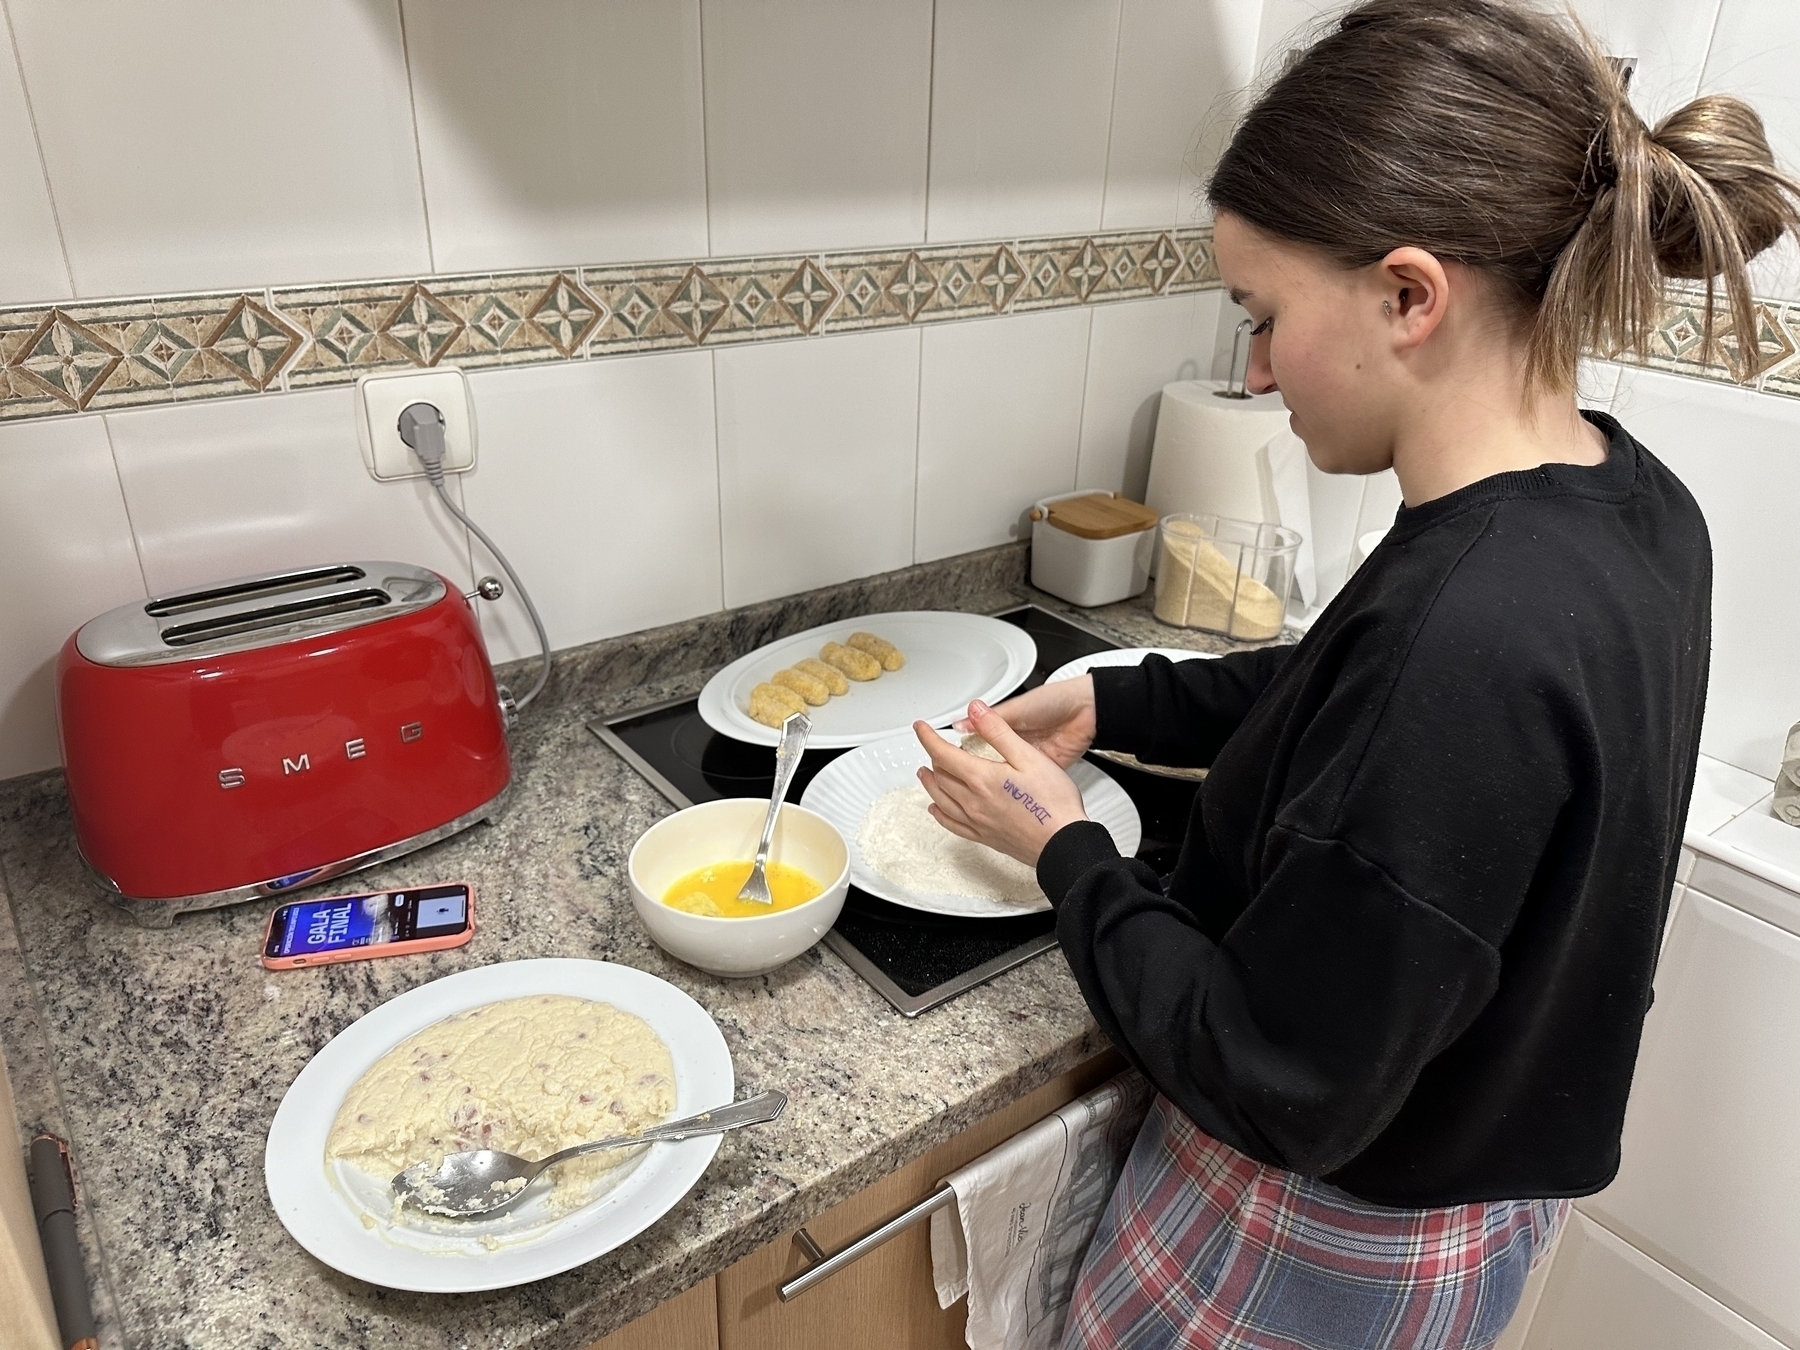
[1047,648,1220,783]
[698,611,1038,749]
[800,733,1141,918]
[1044,646,1221,685]
[264,959,733,1293]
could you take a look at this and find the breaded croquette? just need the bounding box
[748,681,808,728]
[796,656,849,696]
[847,631,905,671]
[959,733,1004,762]
[820,641,881,681]
[771,665,831,706]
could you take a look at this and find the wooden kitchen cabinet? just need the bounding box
[715,1052,1123,1350]
[0,1047,58,1350]
[586,1052,1121,1350]
[584,1276,719,1350]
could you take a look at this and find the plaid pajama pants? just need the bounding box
[1061,1096,1567,1350]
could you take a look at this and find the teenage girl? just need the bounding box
[911,2,1800,1346]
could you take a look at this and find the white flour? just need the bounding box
[858,785,1044,905]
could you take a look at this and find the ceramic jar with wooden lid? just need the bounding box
[1029,491,1160,607]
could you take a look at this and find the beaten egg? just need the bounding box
[662,861,822,918]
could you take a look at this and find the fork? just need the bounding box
[737,710,812,905]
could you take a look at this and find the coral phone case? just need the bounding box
[260,884,475,970]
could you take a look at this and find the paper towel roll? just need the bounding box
[1262,429,1317,607]
[1144,381,1292,524]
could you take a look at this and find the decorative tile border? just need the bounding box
[0,227,1218,423]
[1630,285,1798,389]
[5,228,1800,424]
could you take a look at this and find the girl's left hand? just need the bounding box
[913,700,1088,867]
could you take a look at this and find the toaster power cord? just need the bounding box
[396,401,551,714]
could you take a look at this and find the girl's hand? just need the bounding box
[914,700,1088,868]
[951,674,1097,769]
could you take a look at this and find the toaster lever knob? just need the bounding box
[468,576,505,603]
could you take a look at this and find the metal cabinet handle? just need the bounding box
[778,1185,956,1302]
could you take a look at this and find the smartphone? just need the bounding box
[261,883,475,970]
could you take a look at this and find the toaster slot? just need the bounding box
[77,560,445,666]
[157,588,391,646]
[145,565,368,618]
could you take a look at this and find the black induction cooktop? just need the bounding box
[588,605,1200,1015]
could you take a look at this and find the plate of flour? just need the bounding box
[799,733,1141,918]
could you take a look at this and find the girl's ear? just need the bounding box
[1378,247,1451,350]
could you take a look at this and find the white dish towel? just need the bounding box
[930,1073,1152,1350]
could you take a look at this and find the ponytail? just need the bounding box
[1540,76,1800,388]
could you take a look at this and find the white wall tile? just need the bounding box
[11,0,430,297]
[1102,0,1261,230]
[1702,0,1800,303]
[1746,235,1800,307]
[702,0,932,256]
[716,328,920,609]
[926,0,1123,242]
[916,308,1092,562]
[405,0,708,273]
[0,417,145,778]
[1567,0,1721,125]
[107,390,471,597]
[0,20,68,305]
[1251,0,1340,74]
[1580,360,1626,412]
[1076,291,1222,500]
[461,353,721,663]
[1610,366,1800,778]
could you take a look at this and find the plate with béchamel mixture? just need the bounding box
[264,959,732,1293]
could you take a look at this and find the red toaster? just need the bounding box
[56,562,512,924]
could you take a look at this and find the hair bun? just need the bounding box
[1642,96,1789,279]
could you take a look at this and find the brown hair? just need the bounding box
[1207,0,1800,391]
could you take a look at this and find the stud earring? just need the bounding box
[1383,300,1394,316]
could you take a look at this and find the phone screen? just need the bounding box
[264,884,471,959]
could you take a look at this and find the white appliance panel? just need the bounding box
[1525,1213,1785,1350]
[1579,890,1800,1346]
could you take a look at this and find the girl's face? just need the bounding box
[1212,211,1401,475]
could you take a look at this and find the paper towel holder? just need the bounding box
[1215,318,1254,401]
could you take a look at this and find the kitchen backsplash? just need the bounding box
[8,234,1800,427]
[1,0,1798,786]
[0,228,1219,422]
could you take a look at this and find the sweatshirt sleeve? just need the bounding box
[1091,645,1293,768]
[1040,823,1501,1175]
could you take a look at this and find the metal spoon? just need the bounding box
[737,710,811,905]
[391,1088,788,1218]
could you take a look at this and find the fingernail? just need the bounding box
[971,700,990,718]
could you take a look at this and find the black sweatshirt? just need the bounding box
[1036,414,1710,1207]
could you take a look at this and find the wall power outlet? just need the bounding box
[356,368,477,481]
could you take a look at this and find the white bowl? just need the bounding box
[627,799,850,978]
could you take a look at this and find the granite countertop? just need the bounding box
[0,545,1254,1350]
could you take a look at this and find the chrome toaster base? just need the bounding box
[86,789,511,928]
